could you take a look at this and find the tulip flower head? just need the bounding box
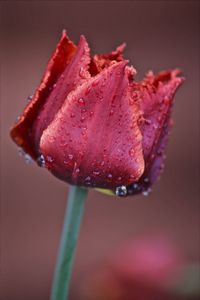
[10,31,184,196]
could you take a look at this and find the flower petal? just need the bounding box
[32,35,91,153]
[40,61,144,188]
[127,70,184,195]
[10,31,77,159]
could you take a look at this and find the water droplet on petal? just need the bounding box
[129,174,136,181]
[46,155,54,163]
[84,176,91,185]
[92,80,98,87]
[18,147,32,164]
[68,154,74,160]
[24,153,32,164]
[37,154,45,167]
[142,187,152,197]
[85,85,92,95]
[116,185,127,197]
[60,137,68,146]
[75,168,80,174]
[145,119,152,125]
[109,109,114,116]
[18,147,24,157]
[70,112,75,118]
[93,170,100,176]
[164,97,170,105]
[129,98,135,106]
[78,98,85,106]
[129,148,135,157]
[49,135,56,143]
[26,95,33,102]
[79,67,85,78]
[143,177,150,183]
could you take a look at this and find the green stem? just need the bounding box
[50,186,88,300]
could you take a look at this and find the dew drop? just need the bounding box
[130,182,142,194]
[115,185,127,197]
[70,113,75,118]
[129,148,135,157]
[18,147,24,157]
[37,154,45,167]
[143,177,150,183]
[102,80,106,87]
[142,188,152,197]
[85,86,92,95]
[68,154,74,160]
[49,136,56,143]
[129,174,136,181]
[75,168,80,174]
[93,170,100,176]
[157,115,162,122]
[145,119,152,125]
[92,80,98,87]
[78,98,85,105]
[24,153,32,164]
[79,67,85,78]
[133,183,139,189]
[129,98,135,106]
[46,155,54,163]
[18,148,32,164]
[164,97,170,105]
[60,138,68,146]
[110,109,114,116]
[157,149,162,156]
[84,176,91,185]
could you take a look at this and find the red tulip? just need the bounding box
[10,31,184,196]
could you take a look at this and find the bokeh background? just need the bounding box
[1,1,199,299]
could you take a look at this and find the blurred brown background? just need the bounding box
[1,1,199,300]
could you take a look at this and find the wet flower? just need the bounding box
[10,31,184,195]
